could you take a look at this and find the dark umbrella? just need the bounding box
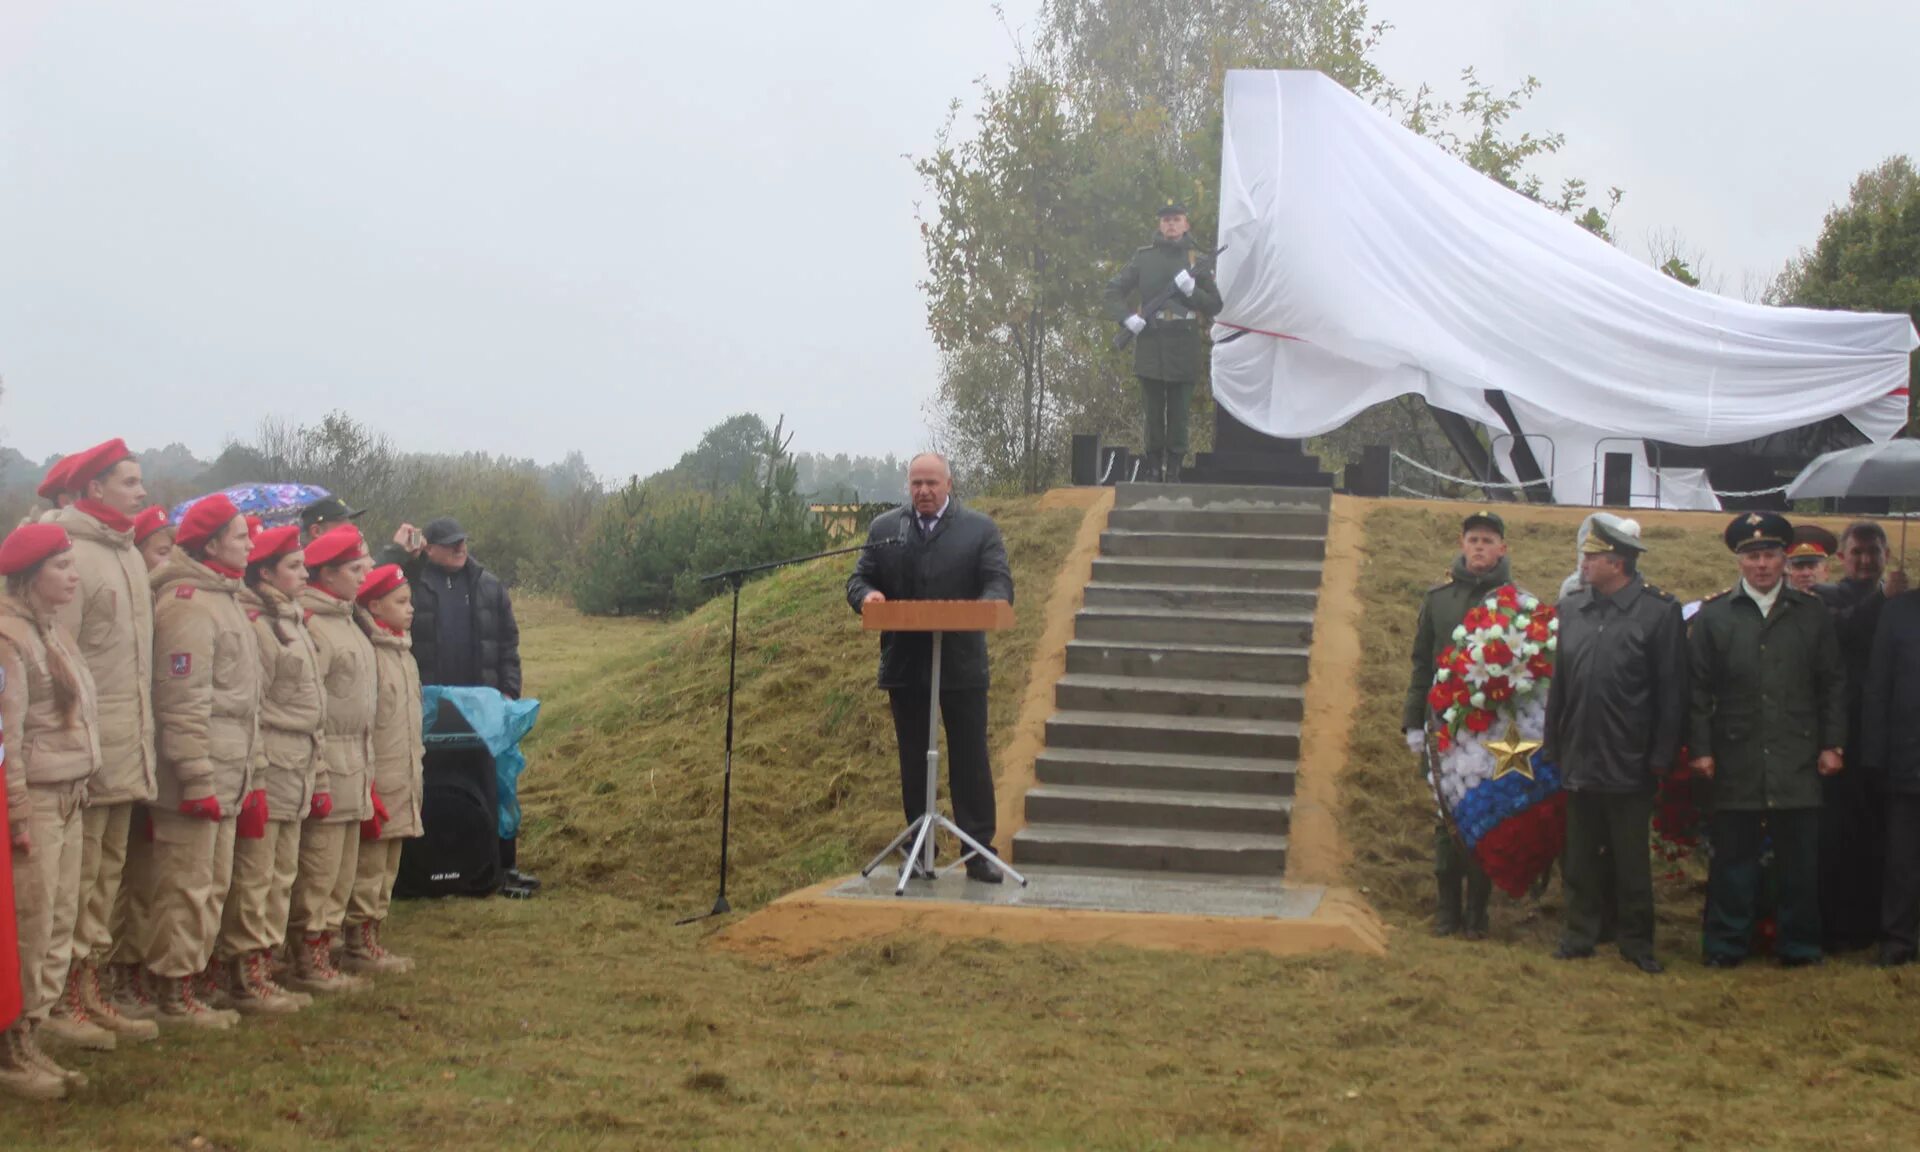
[1784,439,1920,562]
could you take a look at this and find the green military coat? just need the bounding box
[1103,233,1224,383]
[1402,554,1515,731]
[1687,582,1846,810]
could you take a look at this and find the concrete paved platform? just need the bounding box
[828,865,1325,919]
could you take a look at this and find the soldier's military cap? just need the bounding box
[1582,514,1647,555]
[301,495,365,531]
[1157,200,1188,218]
[1461,509,1506,537]
[1724,511,1792,554]
[1787,524,1839,563]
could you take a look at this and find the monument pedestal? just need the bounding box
[1187,404,1334,488]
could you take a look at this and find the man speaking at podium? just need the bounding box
[847,453,1014,883]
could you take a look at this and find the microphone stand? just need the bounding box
[676,537,900,926]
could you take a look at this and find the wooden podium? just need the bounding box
[858,599,1026,893]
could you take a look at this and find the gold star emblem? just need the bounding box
[1746,514,1763,526]
[1487,721,1542,782]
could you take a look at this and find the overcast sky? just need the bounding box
[2,1,1914,482]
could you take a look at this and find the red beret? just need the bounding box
[63,438,133,492]
[133,506,171,544]
[175,494,242,553]
[0,524,74,576]
[247,525,302,566]
[356,563,407,605]
[35,456,73,501]
[304,525,366,570]
[245,515,264,539]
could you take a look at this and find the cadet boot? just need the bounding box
[197,962,233,1011]
[285,932,366,995]
[0,1023,66,1102]
[42,963,117,1051]
[80,959,158,1043]
[155,975,238,1031]
[1165,454,1183,484]
[1433,875,1463,937]
[256,950,312,1008]
[22,1021,85,1091]
[340,921,411,975]
[227,954,301,1017]
[370,921,415,974]
[109,962,159,1022]
[1462,872,1493,941]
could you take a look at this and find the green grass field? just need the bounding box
[7,497,1920,1151]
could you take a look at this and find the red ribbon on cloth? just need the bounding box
[0,782,22,1031]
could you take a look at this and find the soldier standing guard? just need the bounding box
[1103,200,1223,483]
[1688,512,1847,968]
[1542,518,1687,973]
[1404,510,1511,939]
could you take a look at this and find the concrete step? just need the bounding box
[1115,482,1332,511]
[1100,530,1326,562]
[1082,582,1320,616]
[1065,639,1310,684]
[1045,710,1300,760]
[1074,606,1314,649]
[1024,784,1292,835]
[1054,673,1304,722]
[1091,557,1323,592]
[1106,507,1329,537]
[1012,822,1289,875]
[1034,746,1296,796]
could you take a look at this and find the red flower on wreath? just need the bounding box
[1483,674,1514,703]
[1494,586,1520,611]
[1436,727,1454,753]
[1481,639,1515,667]
[1428,682,1455,712]
[1462,606,1497,633]
[1527,653,1554,680]
[1533,604,1556,625]
[1464,708,1495,734]
[1525,617,1553,643]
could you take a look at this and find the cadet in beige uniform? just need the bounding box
[43,438,159,1044]
[0,524,100,1097]
[286,526,375,994]
[213,526,318,1015]
[144,496,260,1029]
[134,507,174,574]
[343,564,423,975]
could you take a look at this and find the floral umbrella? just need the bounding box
[169,483,332,530]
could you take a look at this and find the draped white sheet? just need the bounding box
[1210,70,1918,489]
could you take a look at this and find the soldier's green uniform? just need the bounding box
[1404,513,1512,937]
[1103,203,1224,480]
[1688,511,1847,966]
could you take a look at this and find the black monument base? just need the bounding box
[1186,405,1333,488]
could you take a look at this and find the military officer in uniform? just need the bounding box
[1542,517,1687,973]
[1103,200,1224,483]
[1688,512,1847,968]
[1785,525,1837,593]
[1404,510,1511,938]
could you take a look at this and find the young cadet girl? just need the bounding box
[341,564,423,975]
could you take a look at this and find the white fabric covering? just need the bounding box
[1211,71,1918,484]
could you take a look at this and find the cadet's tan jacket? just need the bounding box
[365,622,425,839]
[149,550,261,812]
[0,593,101,818]
[48,507,156,805]
[242,583,327,823]
[301,587,375,824]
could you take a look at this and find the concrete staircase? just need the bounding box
[1012,482,1329,878]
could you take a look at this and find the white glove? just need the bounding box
[1173,269,1196,295]
[1405,729,1424,754]
[1124,314,1147,334]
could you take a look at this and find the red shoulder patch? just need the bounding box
[303,609,315,623]
[247,610,261,621]
[169,652,191,677]
[175,586,195,599]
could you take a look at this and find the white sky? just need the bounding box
[2,1,1914,480]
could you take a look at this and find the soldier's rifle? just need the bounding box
[1111,244,1227,350]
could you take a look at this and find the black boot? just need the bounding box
[1165,453,1183,484]
[1434,874,1463,937]
[1463,870,1493,940]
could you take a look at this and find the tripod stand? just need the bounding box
[676,538,896,926]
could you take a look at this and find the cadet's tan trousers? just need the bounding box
[289,821,358,938]
[74,800,134,963]
[345,838,405,927]
[106,806,156,968]
[216,819,302,958]
[22,782,86,1019]
[141,810,236,980]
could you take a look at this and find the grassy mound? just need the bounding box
[517,495,1085,910]
[1343,502,1864,923]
